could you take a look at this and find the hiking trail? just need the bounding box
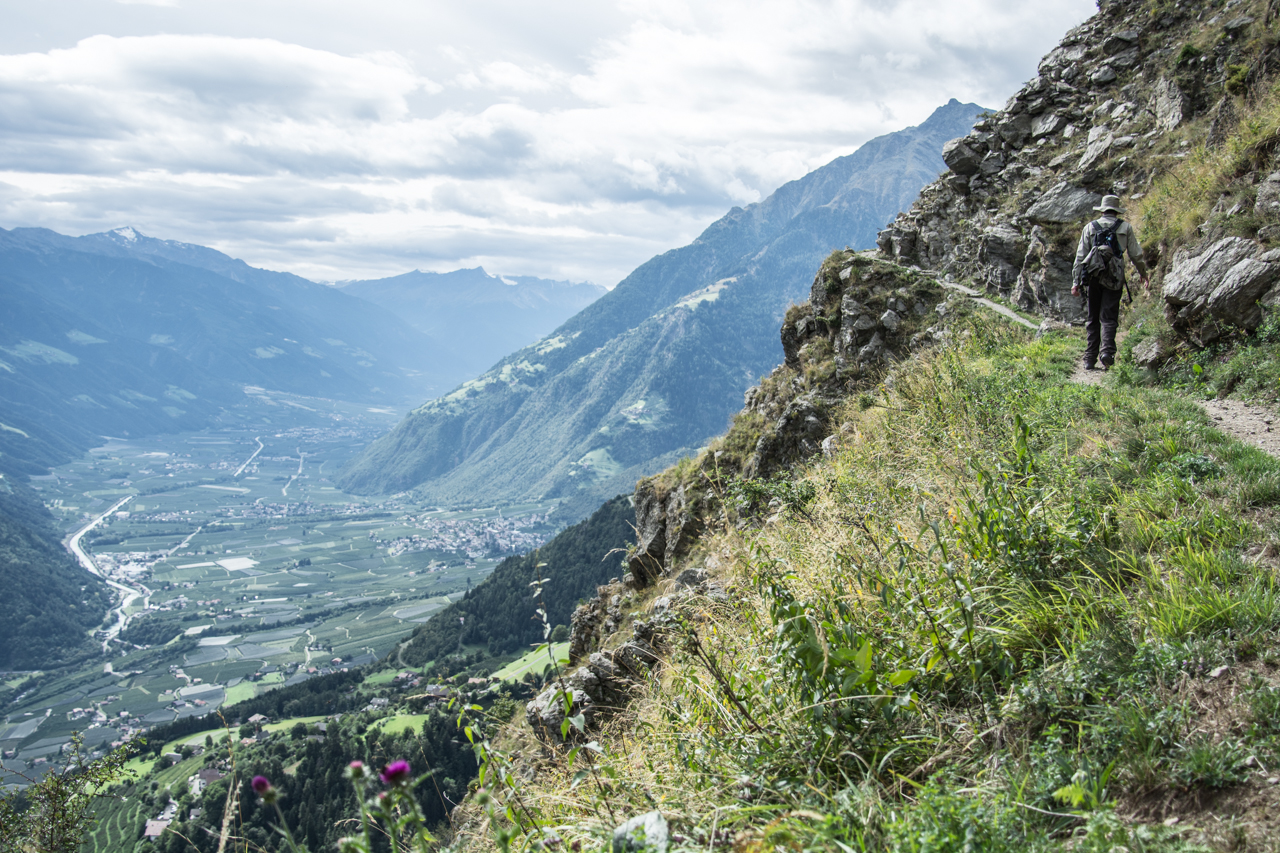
[948,284,1280,460]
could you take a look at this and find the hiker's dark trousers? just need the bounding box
[1084,280,1122,366]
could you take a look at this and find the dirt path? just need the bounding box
[950,288,1280,459]
[1202,398,1280,456]
[1068,349,1280,457]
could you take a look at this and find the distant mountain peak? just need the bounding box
[110,226,140,243]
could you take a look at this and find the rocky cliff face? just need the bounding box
[878,0,1280,340]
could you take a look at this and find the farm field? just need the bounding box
[0,389,560,786]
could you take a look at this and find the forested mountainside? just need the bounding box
[400,494,634,666]
[338,99,987,519]
[0,473,110,669]
[340,268,605,382]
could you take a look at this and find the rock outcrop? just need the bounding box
[627,481,702,587]
[746,252,943,479]
[1163,238,1280,339]
[526,619,662,743]
[877,0,1277,332]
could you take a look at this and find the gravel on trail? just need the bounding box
[1069,360,1280,458]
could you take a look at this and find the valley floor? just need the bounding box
[0,389,561,790]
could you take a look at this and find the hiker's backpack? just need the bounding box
[1083,220,1126,290]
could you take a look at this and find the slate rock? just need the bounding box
[856,332,886,363]
[979,152,1006,176]
[997,113,1033,148]
[978,225,1026,291]
[1091,65,1118,85]
[1026,182,1101,224]
[1103,30,1140,52]
[1131,337,1170,369]
[1163,237,1260,310]
[1110,48,1141,68]
[1078,132,1114,171]
[1152,75,1187,130]
[1039,45,1087,75]
[1031,112,1067,139]
[1014,226,1083,323]
[1207,257,1280,329]
[942,138,982,176]
[1225,15,1255,34]
[1256,173,1280,216]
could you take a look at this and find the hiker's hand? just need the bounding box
[1141,274,1150,295]
[1071,284,1081,297]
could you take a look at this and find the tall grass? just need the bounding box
[1138,79,1280,250]
[466,326,1280,850]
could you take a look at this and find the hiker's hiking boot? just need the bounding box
[1101,359,1114,372]
[1084,363,1098,371]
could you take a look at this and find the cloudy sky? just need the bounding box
[0,0,1094,285]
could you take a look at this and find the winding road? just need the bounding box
[65,494,154,653]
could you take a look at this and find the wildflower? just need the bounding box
[379,760,411,786]
[345,760,366,780]
[251,775,278,804]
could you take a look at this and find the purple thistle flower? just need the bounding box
[379,760,411,785]
[345,760,366,780]
[251,775,278,804]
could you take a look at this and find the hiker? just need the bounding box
[1071,194,1149,371]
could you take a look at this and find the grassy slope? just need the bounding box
[459,315,1280,851]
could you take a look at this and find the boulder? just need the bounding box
[1039,45,1087,76]
[978,226,1026,293]
[879,309,902,333]
[979,152,1006,176]
[1026,182,1101,224]
[1225,15,1255,34]
[1078,132,1114,171]
[1031,112,1067,139]
[1163,237,1260,311]
[1206,256,1280,329]
[856,334,885,364]
[942,138,983,176]
[1256,172,1280,216]
[1110,48,1141,68]
[1090,65,1118,85]
[1153,76,1187,132]
[613,811,669,853]
[997,113,1033,148]
[1103,30,1140,53]
[1013,226,1083,323]
[1131,337,1170,369]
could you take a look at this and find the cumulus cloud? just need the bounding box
[0,0,1094,283]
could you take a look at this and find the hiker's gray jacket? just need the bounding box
[1072,215,1147,287]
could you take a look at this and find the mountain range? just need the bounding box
[0,227,602,479]
[338,268,604,382]
[338,98,987,516]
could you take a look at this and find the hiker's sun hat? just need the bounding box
[1094,194,1125,214]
